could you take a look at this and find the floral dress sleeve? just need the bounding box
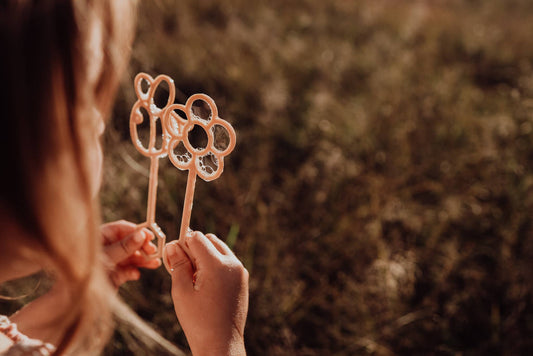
[0,315,55,356]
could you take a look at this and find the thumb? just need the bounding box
[164,242,194,292]
[105,230,146,263]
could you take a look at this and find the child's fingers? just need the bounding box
[205,233,234,256]
[141,228,154,244]
[185,231,222,265]
[101,220,137,244]
[120,253,162,269]
[165,242,194,292]
[104,230,145,263]
[142,239,158,256]
[141,258,162,269]
[137,228,161,257]
[110,266,141,288]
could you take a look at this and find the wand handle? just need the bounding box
[146,156,159,225]
[179,169,197,242]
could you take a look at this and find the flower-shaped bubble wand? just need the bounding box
[130,73,176,259]
[164,94,236,242]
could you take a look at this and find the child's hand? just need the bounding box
[164,231,249,356]
[101,220,161,288]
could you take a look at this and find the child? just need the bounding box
[0,1,248,355]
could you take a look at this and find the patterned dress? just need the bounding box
[0,315,55,356]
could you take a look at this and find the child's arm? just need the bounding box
[165,231,249,356]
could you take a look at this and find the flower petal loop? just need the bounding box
[211,121,236,156]
[165,104,188,137]
[164,93,236,182]
[130,73,175,158]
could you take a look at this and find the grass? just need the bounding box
[101,0,533,354]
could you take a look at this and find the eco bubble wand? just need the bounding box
[129,73,175,259]
[163,94,236,242]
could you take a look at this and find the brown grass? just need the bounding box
[102,0,533,354]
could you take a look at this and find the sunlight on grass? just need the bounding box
[99,0,533,354]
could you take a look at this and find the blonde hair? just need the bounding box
[0,0,136,353]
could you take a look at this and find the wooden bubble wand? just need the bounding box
[163,94,236,242]
[130,73,175,259]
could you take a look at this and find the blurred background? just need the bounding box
[3,0,530,355]
[101,0,533,354]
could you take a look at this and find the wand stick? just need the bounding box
[179,169,197,241]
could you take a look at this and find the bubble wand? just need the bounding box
[164,94,236,242]
[130,73,175,259]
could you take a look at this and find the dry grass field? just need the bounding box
[102,0,533,354]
